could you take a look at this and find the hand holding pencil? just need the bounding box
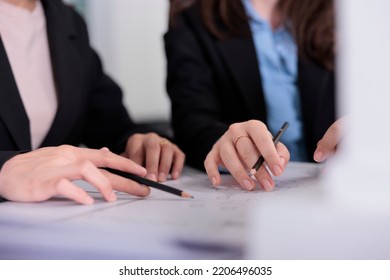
[204,120,290,192]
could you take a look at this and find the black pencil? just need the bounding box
[249,122,289,177]
[103,168,193,198]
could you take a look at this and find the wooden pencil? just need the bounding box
[249,122,289,177]
[103,168,193,198]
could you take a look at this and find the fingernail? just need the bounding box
[243,179,255,191]
[138,166,147,174]
[211,177,217,187]
[280,156,286,167]
[134,164,146,172]
[273,165,283,176]
[314,151,324,162]
[158,172,166,182]
[85,196,94,205]
[108,191,117,202]
[146,173,157,181]
[141,185,151,195]
[262,179,273,191]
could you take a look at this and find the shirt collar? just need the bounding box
[242,0,291,35]
[242,0,268,26]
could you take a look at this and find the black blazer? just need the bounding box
[0,0,138,168]
[165,3,336,170]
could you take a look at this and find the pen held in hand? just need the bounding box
[248,122,289,177]
[102,168,193,199]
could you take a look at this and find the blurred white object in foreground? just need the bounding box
[247,0,390,259]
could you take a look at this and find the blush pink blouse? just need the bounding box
[0,0,58,149]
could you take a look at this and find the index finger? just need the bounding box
[74,147,147,177]
[314,125,340,162]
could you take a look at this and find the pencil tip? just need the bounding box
[249,169,256,177]
[182,192,194,199]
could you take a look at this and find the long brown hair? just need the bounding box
[169,0,335,70]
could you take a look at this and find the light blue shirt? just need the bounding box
[242,0,308,161]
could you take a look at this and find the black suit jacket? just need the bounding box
[0,0,138,168]
[165,3,336,170]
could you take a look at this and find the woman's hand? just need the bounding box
[123,133,185,182]
[204,120,290,191]
[314,118,345,162]
[0,145,150,204]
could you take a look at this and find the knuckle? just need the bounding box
[248,120,265,129]
[100,147,112,158]
[51,145,76,163]
[58,144,73,152]
[146,132,159,140]
[228,123,241,134]
[247,119,258,127]
[128,133,143,144]
[239,147,253,162]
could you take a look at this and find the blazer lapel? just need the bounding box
[40,0,84,146]
[298,59,334,153]
[0,38,31,150]
[216,35,267,121]
[298,60,331,115]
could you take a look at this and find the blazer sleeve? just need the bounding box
[69,10,142,155]
[82,53,139,154]
[164,11,229,170]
